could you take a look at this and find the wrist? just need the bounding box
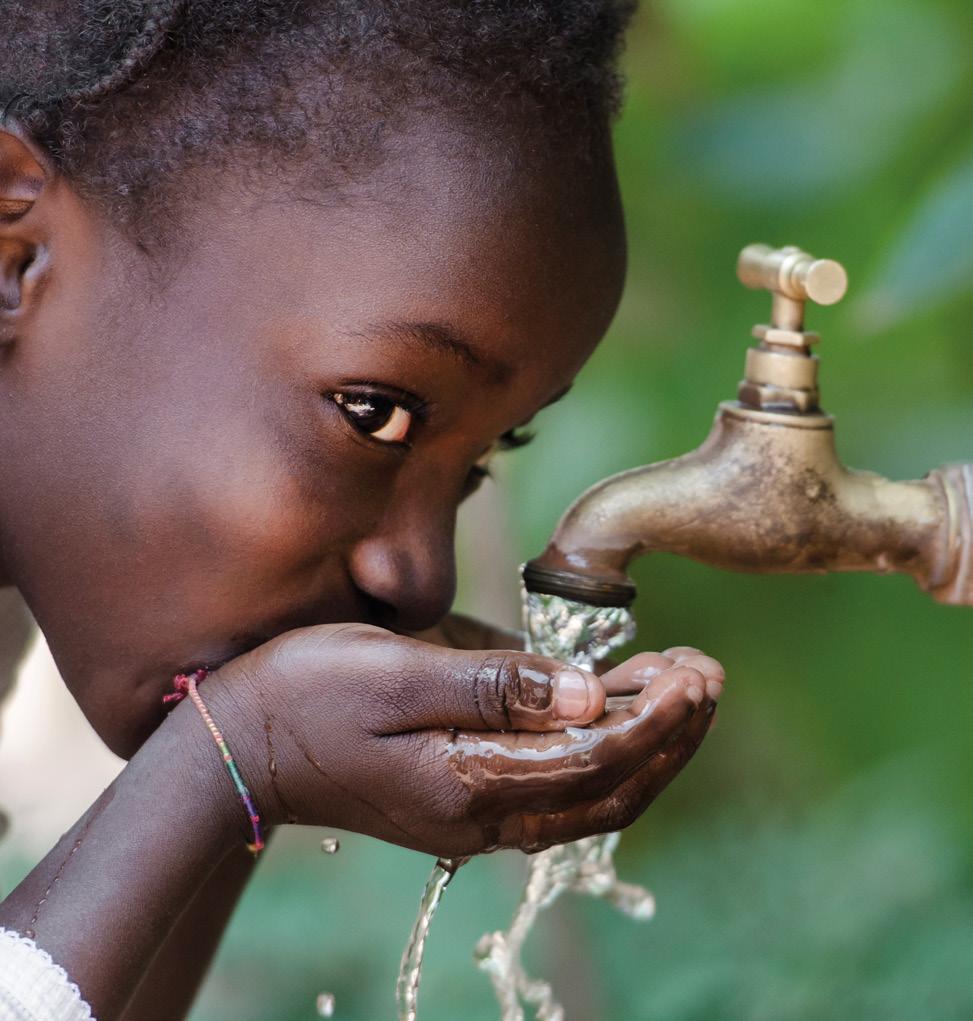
[171,664,285,836]
[152,688,260,854]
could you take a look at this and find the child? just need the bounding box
[0,3,724,1018]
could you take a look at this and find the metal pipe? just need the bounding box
[523,244,973,608]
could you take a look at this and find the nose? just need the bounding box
[346,499,458,632]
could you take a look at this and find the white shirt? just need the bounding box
[0,928,93,1020]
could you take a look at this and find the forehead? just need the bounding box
[173,117,626,390]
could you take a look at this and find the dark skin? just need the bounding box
[0,113,724,1019]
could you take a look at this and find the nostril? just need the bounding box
[381,595,455,635]
[354,588,451,635]
[358,591,398,630]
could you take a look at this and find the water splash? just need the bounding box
[473,588,652,1021]
[392,588,646,1020]
[396,857,468,1021]
[521,590,635,668]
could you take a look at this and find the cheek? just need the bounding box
[141,396,411,591]
[129,419,359,578]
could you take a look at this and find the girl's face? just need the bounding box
[0,121,626,756]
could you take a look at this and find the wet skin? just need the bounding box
[0,113,726,1018]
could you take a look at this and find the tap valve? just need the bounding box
[736,243,848,413]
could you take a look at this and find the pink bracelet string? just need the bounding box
[163,668,265,855]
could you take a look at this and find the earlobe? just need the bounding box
[0,122,51,324]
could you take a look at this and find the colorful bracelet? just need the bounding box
[163,668,265,855]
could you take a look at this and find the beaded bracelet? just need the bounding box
[163,668,265,855]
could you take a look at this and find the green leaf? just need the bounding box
[856,147,973,329]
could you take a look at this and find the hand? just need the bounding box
[202,627,723,858]
[492,645,725,851]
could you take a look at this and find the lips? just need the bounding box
[171,586,390,681]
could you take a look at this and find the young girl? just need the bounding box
[0,3,724,1018]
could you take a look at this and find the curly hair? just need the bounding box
[1,1,636,236]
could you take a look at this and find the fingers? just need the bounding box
[495,695,717,852]
[374,634,607,734]
[600,647,725,702]
[448,661,713,818]
[267,624,606,734]
[672,654,724,701]
[599,652,677,696]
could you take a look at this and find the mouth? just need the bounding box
[170,629,289,683]
[170,592,391,681]
[117,598,389,759]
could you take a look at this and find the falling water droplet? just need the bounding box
[320,837,340,854]
[316,991,336,1017]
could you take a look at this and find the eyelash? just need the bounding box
[468,428,535,482]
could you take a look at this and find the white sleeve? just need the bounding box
[0,928,94,1021]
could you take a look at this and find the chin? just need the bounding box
[68,655,191,761]
[89,688,169,761]
[100,722,150,761]
[64,615,345,760]
[89,642,261,760]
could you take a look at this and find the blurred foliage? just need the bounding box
[196,0,972,1016]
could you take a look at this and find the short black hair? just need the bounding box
[1,1,635,238]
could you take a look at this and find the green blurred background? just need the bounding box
[191,2,973,1018]
[10,1,973,1018]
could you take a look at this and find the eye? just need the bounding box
[332,391,414,444]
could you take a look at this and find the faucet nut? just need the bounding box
[745,347,818,390]
[752,324,821,350]
[738,380,819,413]
[927,464,973,605]
[521,561,637,608]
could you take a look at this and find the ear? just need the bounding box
[0,121,52,323]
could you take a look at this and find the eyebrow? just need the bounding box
[365,320,513,384]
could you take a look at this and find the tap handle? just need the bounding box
[735,243,848,412]
[737,244,848,306]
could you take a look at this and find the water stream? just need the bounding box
[394,586,652,1020]
[473,589,652,1020]
[395,857,467,1020]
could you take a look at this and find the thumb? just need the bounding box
[378,635,606,735]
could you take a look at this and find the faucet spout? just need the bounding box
[524,243,973,610]
[523,403,973,608]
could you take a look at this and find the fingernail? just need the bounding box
[685,684,704,706]
[553,669,592,720]
[705,678,723,702]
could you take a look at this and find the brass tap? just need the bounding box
[523,243,973,608]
